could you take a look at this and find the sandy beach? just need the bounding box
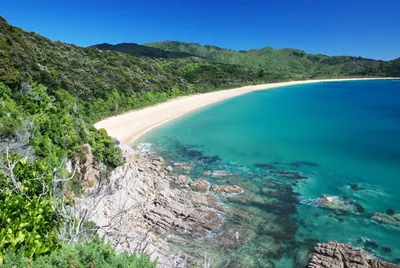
[94,78,396,144]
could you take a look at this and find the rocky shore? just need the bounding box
[309,241,399,268]
[74,144,400,267]
[75,145,245,266]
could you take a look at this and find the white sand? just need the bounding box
[94,78,397,144]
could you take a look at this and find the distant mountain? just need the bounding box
[92,43,194,59]
[144,41,397,77]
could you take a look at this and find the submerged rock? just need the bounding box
[288,161,319,168]
[210,185,243,195]
[269,170,308,180]
[371,212,400,227]
[349,183,364,191]
[254,163,277,169]
[202,170,231,177]
[173,161,188,167]
[315,195,365,214]
[308,241,399,268]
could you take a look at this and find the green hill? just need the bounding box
[144,41,399,77]
[92,42,194,58]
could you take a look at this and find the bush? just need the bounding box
[2,237,157,268]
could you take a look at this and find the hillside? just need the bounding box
[93,42,194,59]
[0,21,273,106]
[144,41,399,77]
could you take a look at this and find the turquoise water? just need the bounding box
[136,80,400,267]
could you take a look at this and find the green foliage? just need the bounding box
[93,42,194,59]
[2,237,157,268]
[0,156,59,263]
[0,81,124,262]
[145,41,399,78]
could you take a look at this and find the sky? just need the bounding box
[1,0,399,60]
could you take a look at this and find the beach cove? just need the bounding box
[95,78,400,266]
[95,78,395,144]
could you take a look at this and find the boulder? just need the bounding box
[174,175,190,185]
[189,179,209,191]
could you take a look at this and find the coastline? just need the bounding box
[94,78,397,144]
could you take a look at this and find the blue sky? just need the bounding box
[1,0,399,60]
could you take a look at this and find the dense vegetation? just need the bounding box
[2,238,156,268]
[144,41,400,78]
[0,16,399,267]
[94,42,194,59]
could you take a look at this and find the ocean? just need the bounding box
[135,80,400,267]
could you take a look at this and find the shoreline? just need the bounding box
[94,77,397,144]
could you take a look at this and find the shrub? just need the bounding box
[2,237,157,268]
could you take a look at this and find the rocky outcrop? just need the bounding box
[315,195,365,214]
[75,148,231,266]
[189,179,209,191]
[73,144,105,189]
[371,212,400,227]
[308,241,399,268]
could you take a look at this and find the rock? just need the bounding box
[189,179,209,191]
[211,170,231,177]
[165,165,173,172]
[217,224,256,249]
[173,162,188,167]
[386,208,396,216]
[210,185,243,195]
[75,149,225,265]
[150,156,165,172]
[111,137,120,145]
[73,144,103,189]
[364,239,379,249]
[181,165,193,173]
[269,170,308,180]
[349,183,362,191]
[73,144,94,166]
[254,163,277,169]
[316,195,365,214]
[174,175,190,185]
[371,212,400,227]
[202,170,231,177]
[308,241,399,268]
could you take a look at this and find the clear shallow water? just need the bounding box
[136,80,400,267]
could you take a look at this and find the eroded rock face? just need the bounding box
[73,144,105,189]
[76,148,227,266]
[308,241,399,268]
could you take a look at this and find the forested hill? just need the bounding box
[143,41,400,77]
[93,42,194,59]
